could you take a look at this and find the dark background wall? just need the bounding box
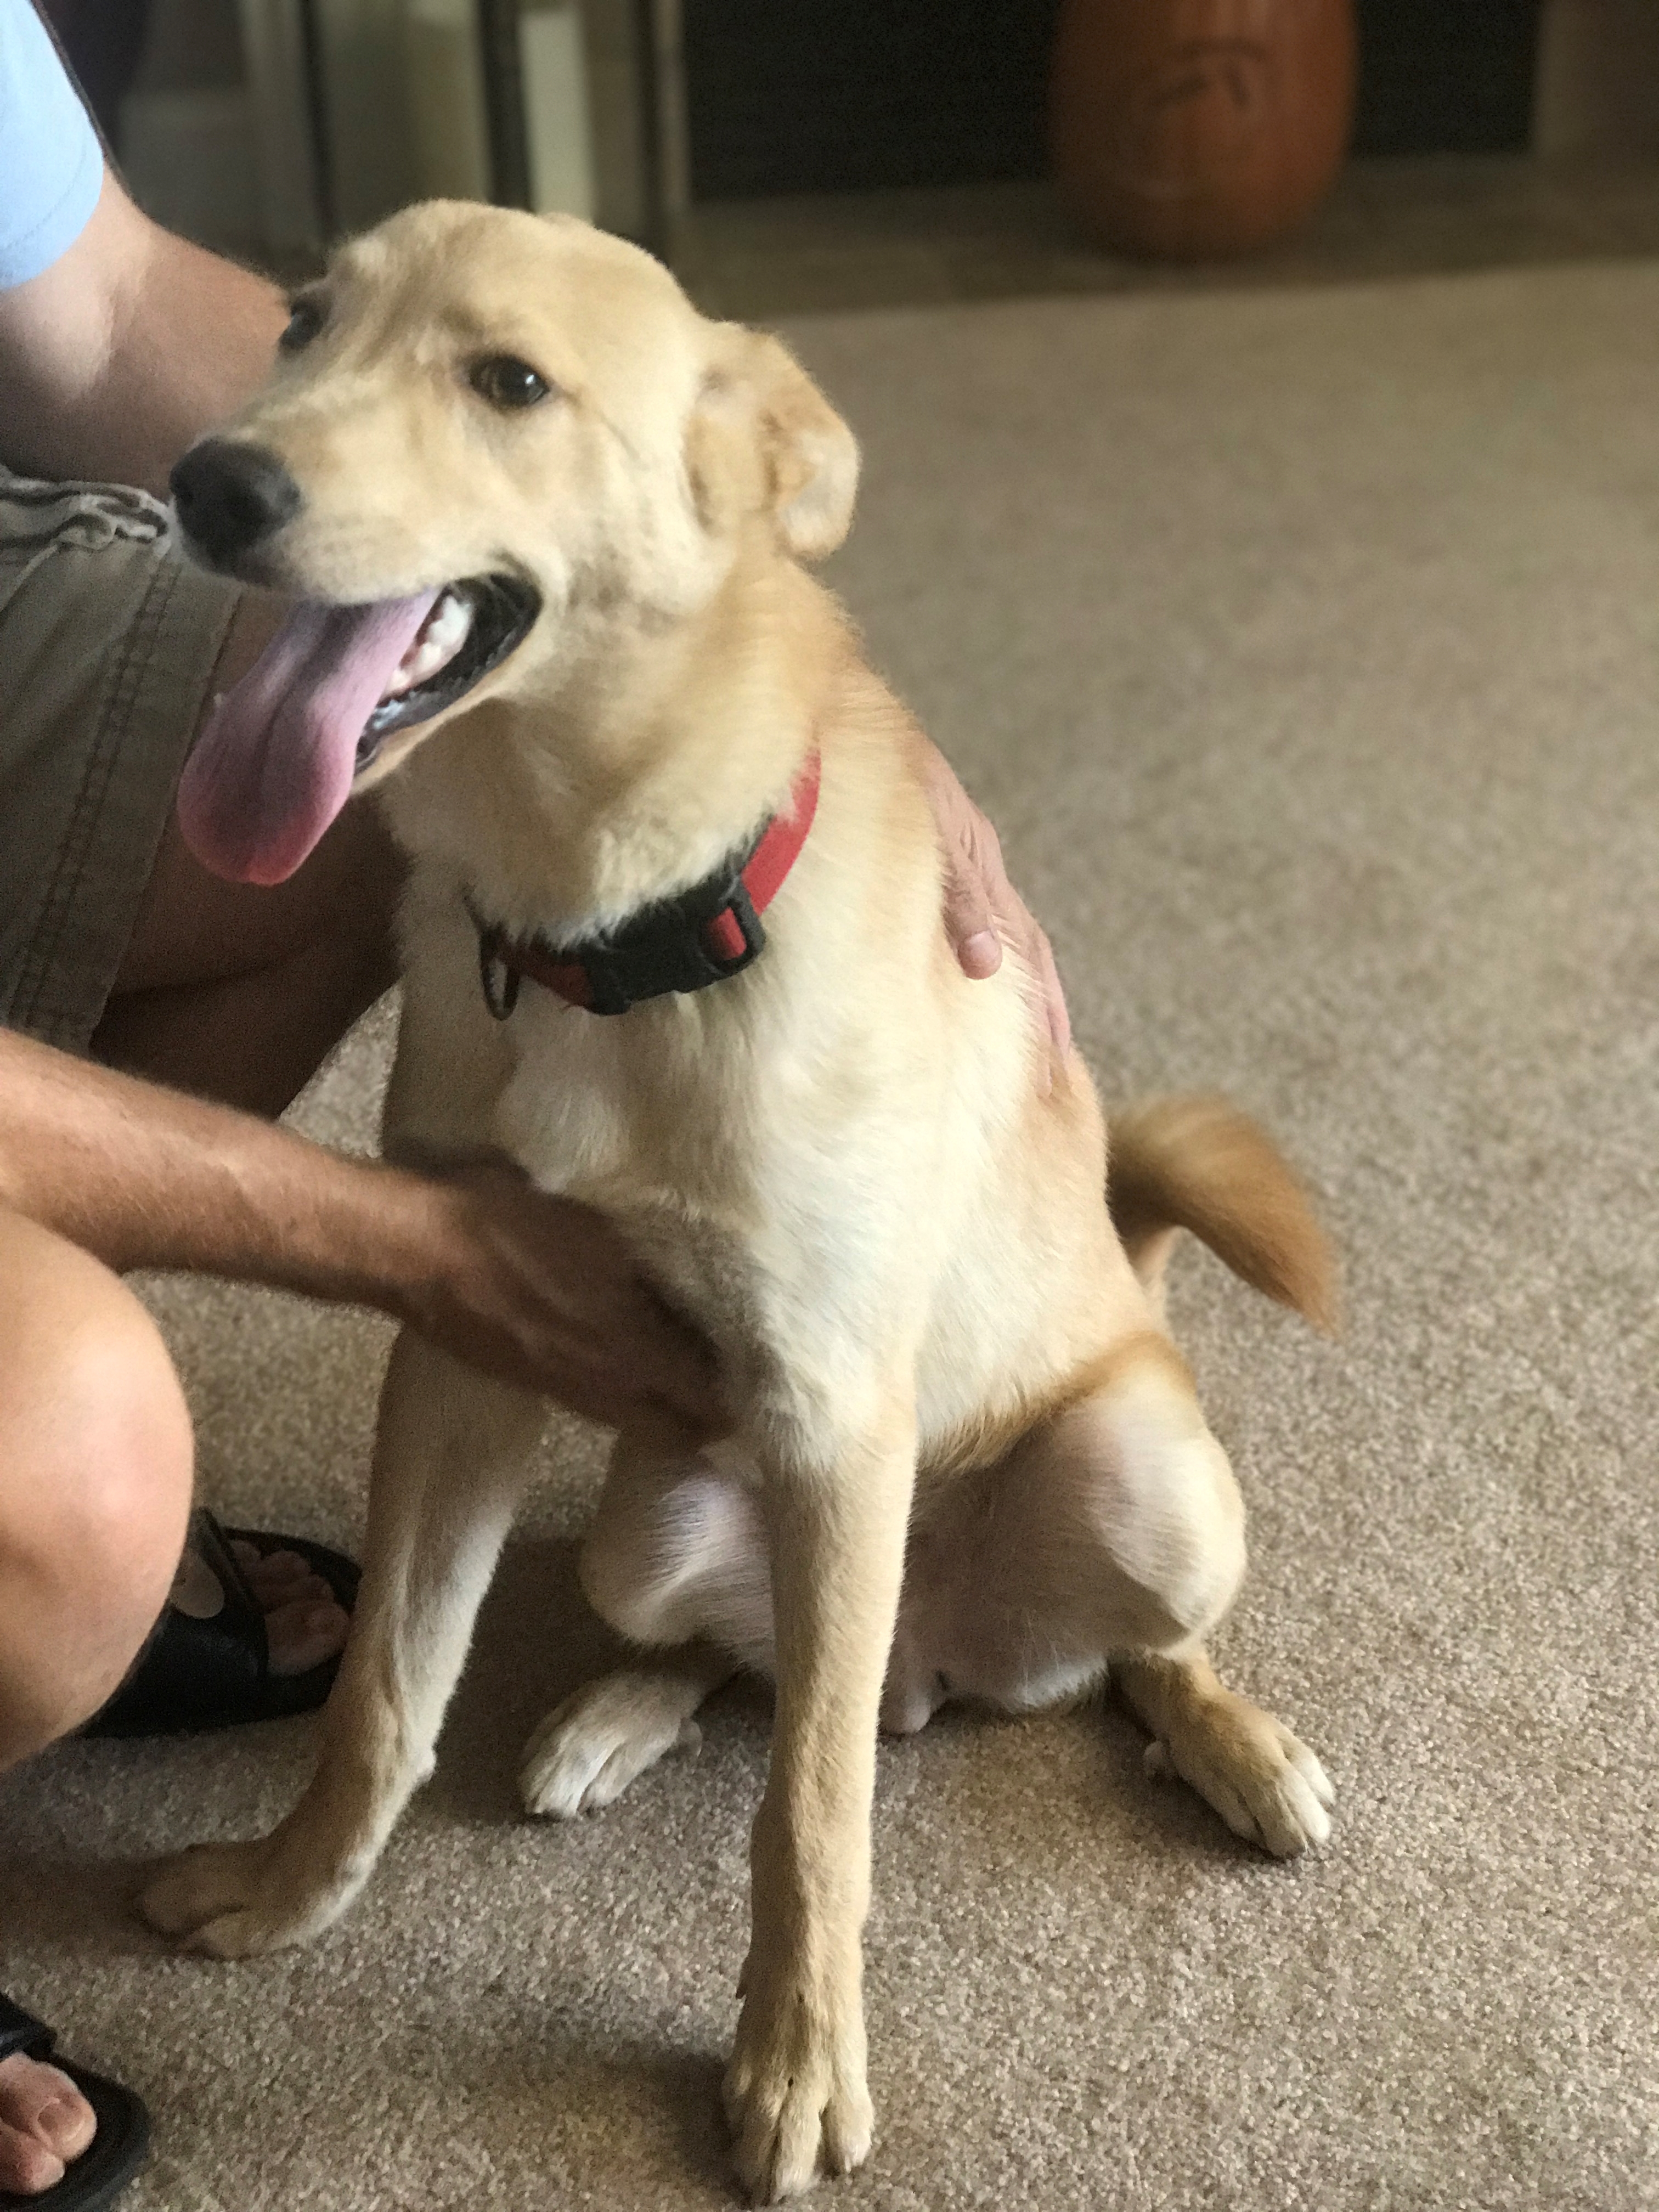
[683,0,1545,201]
[1353,0,1543,155]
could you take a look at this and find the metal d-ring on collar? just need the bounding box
[474,919,522,1021]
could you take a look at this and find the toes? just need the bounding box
[1251,1769,1331,1858]
[0,2056,97,2164]
[1294,1782,1332,1851]
[769,2087,825,2200]
[1144,1731,1257,1841]
[34,2091,96,2166]
[0,2056,74,2133]
[0,2057,98,2196]
[1265,1727,1336,1849]
[730,2083,815,2203]
[1283,1733,1336,1811]
[821,2077,874,2177]
[140,1838,345,1955]
[239,1543,308,1581]
[1203,1771,1269,1850]
[0,2125,65,2195]
[726,2072,870,2202]
[236,1545,336,1617]
[581,1743,655,1813]
[723,1991,871,2203]
[233,1543,306,1593]
[263,1596,351,1677]
[140,1855,228,1938]
[520,1694,616,1819]
[185,1910,286,1961]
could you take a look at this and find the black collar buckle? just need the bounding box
[578,867,766,1015]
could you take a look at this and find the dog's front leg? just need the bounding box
[724,1386,917,2202]
[141,1331,545,1955]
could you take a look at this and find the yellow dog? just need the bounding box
[144,203,1335,2202]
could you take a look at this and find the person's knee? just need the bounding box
[42,1288,193,1585]
[0,1222,193,1759]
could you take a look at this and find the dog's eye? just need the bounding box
[280,297,325,355]
[470,356,553,411]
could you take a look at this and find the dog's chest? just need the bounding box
[488,991,936,1396]
[489,990,765,1217]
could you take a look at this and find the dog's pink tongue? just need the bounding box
[177,590,441,884]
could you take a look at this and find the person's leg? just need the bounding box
[0,1207,185,2194]
[0,1207,351,2193]
[0,480,387,2193]
[89,595,406,1118]
[0,1198,354,1745]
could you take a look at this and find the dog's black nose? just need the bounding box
[170,439,301,568]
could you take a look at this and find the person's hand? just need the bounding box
[910,730,1072,1069]
[397,1164,726,1438]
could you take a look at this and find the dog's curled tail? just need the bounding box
[1107,1094,1338,1334]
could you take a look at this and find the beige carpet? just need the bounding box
[5,257,1658,2212]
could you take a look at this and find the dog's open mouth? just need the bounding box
[176,573,539,887]
[358,574,540,768]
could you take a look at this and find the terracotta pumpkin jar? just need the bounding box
[1051,0,1358,258]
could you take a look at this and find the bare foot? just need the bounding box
[228,1541,350,1676]
[0,2050,97,2195]
[184,1541,348,1677]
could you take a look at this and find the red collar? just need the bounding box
[471,751,821,1019]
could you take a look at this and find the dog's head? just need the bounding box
[172,201,858,884]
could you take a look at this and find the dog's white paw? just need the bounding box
[1144,1692,1335,1858]
[520,1672,701,1819]
[723,1951,872,2202]
[139,1830,366,1956]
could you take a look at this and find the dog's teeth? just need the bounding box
[382,589,473,699]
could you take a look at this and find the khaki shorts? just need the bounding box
[0,469,241,1049]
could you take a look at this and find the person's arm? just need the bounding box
[0,166,285,494]
[0,1028,724,1435]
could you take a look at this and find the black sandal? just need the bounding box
[80,1510,359,1740]
[0,1994,148,2210]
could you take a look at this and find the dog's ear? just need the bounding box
[689,328,859,560]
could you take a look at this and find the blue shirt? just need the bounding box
[0,1,102,286]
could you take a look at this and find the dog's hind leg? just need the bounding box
[923,1336,1332,1856]
[141,1332,546,1954]
[521,1441,765,1818]
[1049,1348,1330,1855]
[1045,1347,1331,1855]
